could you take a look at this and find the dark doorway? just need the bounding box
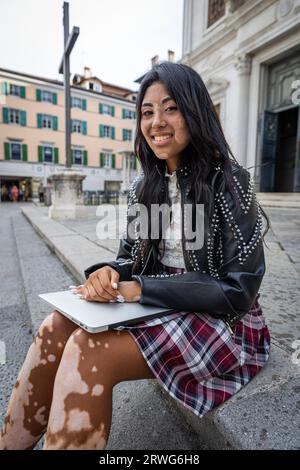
[261,106,299,192]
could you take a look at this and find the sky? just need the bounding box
[0,0,184,91]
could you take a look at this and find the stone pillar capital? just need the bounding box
[234,54,252,75]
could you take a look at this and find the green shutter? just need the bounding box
[20,86,26,99]
[54,147,59,164]
[111,106,115,117]
[2,107,9,124]
[52,93,57,105]
[133,155,137,170]
[100,152,105,167]
[111,127,115,139]
[111,154,115,168]
[36,89,41,101]
[122,109,125,119]
[122,129,125,141]
[83,150,88,166]
[21,111,26,126]
[82,121,87,135]
[22,144,28,161]
[99,103,103,114]
[71,149,74,164]
[99,124,103,137]
[1,82,8,95]
[4,142,10,160]
[82,99,86,110]
[38,146,43,162]
[71,119,73,133]
[133,111,136,119]
[37,113,43,128]
[53,116,58,131]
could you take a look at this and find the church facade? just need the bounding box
[181,0,300,191]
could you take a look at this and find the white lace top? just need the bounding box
[158,168,186,269]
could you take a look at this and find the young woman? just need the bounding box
[0,62,271,450]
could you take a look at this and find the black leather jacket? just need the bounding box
[84,161,265,330]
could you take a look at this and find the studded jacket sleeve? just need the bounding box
[131,166,266,324]
[84,175,141,281]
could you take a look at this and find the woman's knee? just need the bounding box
[38,311,77,340]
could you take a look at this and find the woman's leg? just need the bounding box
[43,328,156,450]
[0,311,78,450]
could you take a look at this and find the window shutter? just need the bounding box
[54,147,59,164]
[133,155,137,170]
[71,149,74,164]
[82,121,87,135]
[83,150,88,166]
[37,113,43,128]
[82,99,87,110]
[111,106,115,117]
[1,82,8,95]
[36,89,41,101]
[2,107,9,124]
[53,116,58,131]
[111,154,115,168]
[52,93,57,105]
[38,146,43,162]
[4,142,10,160]
[100,153,105,167]
[21,111,26,126]
[133,111,136,119]
[99,124,104,137]
[111,127,115,139]
[71,119,74,133]
[20,86,26,99]
[99,103,103,114]
[22,144,28,161]
[122,129,125,141]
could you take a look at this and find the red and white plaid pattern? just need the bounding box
[113,264,271,418]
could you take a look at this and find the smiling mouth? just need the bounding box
[151,134,173,143]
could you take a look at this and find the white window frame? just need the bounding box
[41,90,53,103]
[72,119,82,133]
[73,148,83,165]
[42,114,53,129]
[102,104,113,116]
[43,145,53,163]
[9,108,21,124]
[124,129,132,141]
[124,109,135,119]
[103,153,111,169]
[71,97,82,108]
[9,84,22,97]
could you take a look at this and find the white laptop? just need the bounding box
[39,290,177,333]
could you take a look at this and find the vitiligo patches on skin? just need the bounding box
[88,339,95,348]
[91,385,104,397]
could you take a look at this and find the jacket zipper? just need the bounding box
[139,245,153,275]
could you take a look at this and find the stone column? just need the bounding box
[48,168,86,219]
[234,54,252,168]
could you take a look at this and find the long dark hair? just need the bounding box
[133,61,270,271]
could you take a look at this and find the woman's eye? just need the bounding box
[142,106,177,117]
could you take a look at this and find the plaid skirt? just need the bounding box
[112,263,271,418]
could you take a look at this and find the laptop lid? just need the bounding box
[39,290,176,333]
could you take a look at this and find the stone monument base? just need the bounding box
[48,169,86,220]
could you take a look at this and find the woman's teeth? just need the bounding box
[153,135,172,142]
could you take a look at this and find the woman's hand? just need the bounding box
[72,266,122,302]
[117,281,141,303]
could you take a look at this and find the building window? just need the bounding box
[99,124,115,139]
[207,0,225,28]
[9,84,22,97]
[122,109,136,119]
[11,142,22,160]
[43,115,53,129]
[99,104,115,116]
[72,119,82,133]
[71,97,86,109]
[130,155,137,170]
[73,149,83,165]
[9,109,21,124]
[44,146,53,163]
[41,90,53,103]
[123,129,132,141]
[100,152,116,169]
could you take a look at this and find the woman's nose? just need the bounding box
[151,110,166,128]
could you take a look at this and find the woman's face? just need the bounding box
[140,81,191,172]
